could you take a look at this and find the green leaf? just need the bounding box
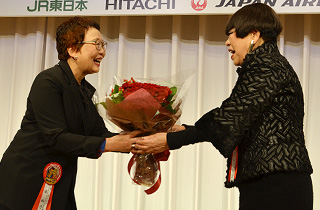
[110,92,125,104]
[170,86,177,95]
[99,102,107,109]
[162,99,176,113]
[113,85,120,93]
[167,86,177,103]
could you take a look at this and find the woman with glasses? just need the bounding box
[132,3,313,210]
[0,16,137,210]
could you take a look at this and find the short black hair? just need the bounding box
[225,3,282,42]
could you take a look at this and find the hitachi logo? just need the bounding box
[106,0,176,10]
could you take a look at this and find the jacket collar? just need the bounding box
[58,60,96,98]
[236,41,279,74]
[57,60,96,134]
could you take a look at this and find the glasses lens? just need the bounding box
[94,40,100,50]
[101,41,106,50]
[95,40,106,50]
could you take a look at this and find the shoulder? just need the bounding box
[35,63,62,79]
[246,49,294,81]
[237,55,298,95]
[261,52,297,83]
[32,63,65,90]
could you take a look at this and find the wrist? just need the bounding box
[104,137,113,152]
[99,139,107,154]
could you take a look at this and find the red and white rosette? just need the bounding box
[32,162,62,210]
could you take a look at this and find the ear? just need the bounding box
[251,30,261,43]
[67,47,79,59]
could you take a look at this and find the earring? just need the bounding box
[249,40,254,53]
[73,56,78,60]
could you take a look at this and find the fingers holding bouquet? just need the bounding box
[105,130,142,153]
[131,133,169,154]
[130,124,185,154]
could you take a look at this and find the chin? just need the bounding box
[233,61,241,66]
[92,68,100,73]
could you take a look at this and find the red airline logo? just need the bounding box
[191,0,207,11]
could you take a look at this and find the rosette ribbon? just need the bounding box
[32,162,62,210]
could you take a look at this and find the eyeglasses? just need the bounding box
[79,39,107,51]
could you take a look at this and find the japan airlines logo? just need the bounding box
[191,0,207,11]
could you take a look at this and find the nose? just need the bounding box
[99,47,106,57]
[225,38,230,46]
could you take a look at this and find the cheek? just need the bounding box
[88,50,98,58]
[84,47,98,57]
[236,47,247,60]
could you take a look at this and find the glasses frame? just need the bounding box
[79,39,107,51]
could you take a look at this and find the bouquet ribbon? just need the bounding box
[128,150,170,195]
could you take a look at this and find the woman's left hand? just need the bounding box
[105,130,141,152]
[131,133,169,154]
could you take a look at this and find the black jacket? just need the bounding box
[167,41,313,188]
[0,61,115,209]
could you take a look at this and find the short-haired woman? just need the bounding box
[0,17,137,210]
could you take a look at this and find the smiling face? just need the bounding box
[225,28,253,66]
[77,27,106,75]
[67,27,106,83]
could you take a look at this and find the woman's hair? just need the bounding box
[225,3,282,42]
[56,16,100,61]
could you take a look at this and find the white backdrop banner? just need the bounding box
[0,0,319,17]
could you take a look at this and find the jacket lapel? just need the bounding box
[58,61,88,133]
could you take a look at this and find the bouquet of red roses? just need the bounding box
[104,77,181,133]
[97,77,184,194]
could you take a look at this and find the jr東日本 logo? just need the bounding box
[191,0,207,11]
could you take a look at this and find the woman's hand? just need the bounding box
[104,130,141,153]
[131,133,169,154]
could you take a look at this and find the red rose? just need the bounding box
[121,82,172,104]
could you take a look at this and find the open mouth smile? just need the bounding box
[94,58,102,65]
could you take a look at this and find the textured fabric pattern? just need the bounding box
[195,41,313,188]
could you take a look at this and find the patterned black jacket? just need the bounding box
[168,41,313,188]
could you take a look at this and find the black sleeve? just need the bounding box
[167,126,207,150]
